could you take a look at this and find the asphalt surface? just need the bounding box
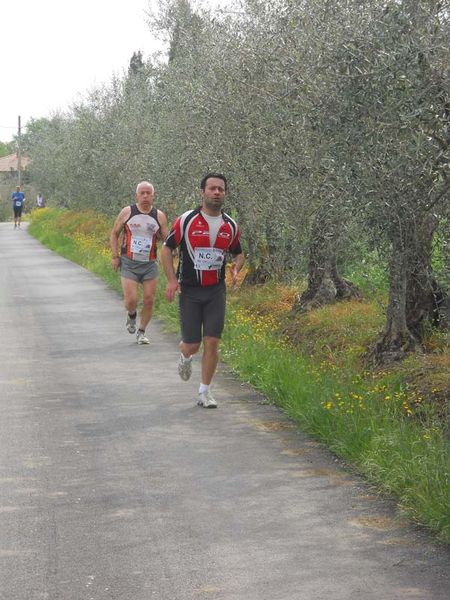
[0,222,449,600]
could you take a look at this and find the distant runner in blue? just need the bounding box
[11,185,25,229]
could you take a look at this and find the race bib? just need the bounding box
[193,247,225,271]
[131,235,152,260]
[15,200,22,207]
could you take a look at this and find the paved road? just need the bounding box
[0,222,449,600]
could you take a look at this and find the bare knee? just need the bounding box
[181,341,201,356]
[122,278,138,312]
[142,294,155,309]
[203,336,220,353]
[124,297,137,313]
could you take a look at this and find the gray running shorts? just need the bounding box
[179,281,226,343]
[120,255,159,283]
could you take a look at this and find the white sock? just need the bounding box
[180,353,192,363]
[199,383,209,394]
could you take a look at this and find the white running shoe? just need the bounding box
[136,330,150,344]
[197,390,217,409]
[126,314,137,334]
[178,355,192,381]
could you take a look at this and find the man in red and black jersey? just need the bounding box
[111,181,168,344]
[161,173,245,408]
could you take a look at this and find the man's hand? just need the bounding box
[165,279,180,302]
[230,253,245,287]
[111,256,121,271]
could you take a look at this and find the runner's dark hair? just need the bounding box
[200,173,228,192]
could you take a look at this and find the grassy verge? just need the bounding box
[29,208,450,543]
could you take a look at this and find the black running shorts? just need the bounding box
[179,281,226,343]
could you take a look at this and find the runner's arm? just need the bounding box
[161,245,180,302]
[157,210,169,241]
[110,207,130,270]
[230,252,245,286]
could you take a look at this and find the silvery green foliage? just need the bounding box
[25,0,449,340]
[330,0,450,353]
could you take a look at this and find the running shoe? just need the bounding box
[126,314,137,334]
[136,330,150,344]
[197,390,218,408]
[178,355,192,381]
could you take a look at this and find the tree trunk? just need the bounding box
[243,261,271,285]
[371,239,419,365]
[243,216,280,285]
[292,213,361,312]
[242,238,271,285]
[331,257,362,301]
[405,213,446,337]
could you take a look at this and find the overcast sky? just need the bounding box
[1,0,222,143]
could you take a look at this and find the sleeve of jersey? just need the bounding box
[164,217,183,250]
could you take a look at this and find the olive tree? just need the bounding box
[23,0,449,367]
[335,0,450,362]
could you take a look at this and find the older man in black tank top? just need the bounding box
[110,181,169,344]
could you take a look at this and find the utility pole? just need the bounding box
[17,115,21,186]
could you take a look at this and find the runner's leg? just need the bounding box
[179,288,202,358]
[121,277,139,315]
[180,341,201,358]
[200,282,225,385]
[201,336,220,385]
[139,278,158,331]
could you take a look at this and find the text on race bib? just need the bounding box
[131,235,152,260]
[193,247,225,271]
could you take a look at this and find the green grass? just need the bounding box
[28,208,450,543]
[219,306,449,538]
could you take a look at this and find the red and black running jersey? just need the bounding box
[121,205,161,262]
[164,208,242,286]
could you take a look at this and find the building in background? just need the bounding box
[0,153,31,183]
